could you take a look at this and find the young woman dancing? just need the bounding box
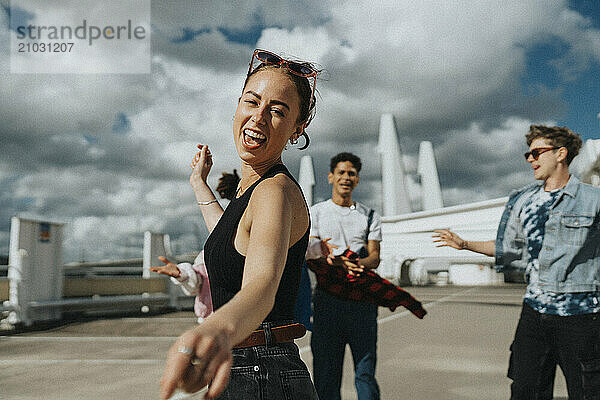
[160,49,319,400]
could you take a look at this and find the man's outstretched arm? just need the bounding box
[432,229,495,257]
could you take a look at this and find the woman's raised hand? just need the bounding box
[190,145,213,191]
[160,323,234,400]
[150,256,181,278]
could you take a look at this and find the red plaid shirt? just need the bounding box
[306,258,427,319]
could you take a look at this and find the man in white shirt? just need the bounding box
[306,152,382,400]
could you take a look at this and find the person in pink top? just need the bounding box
[150,170,240,323]
[151,252,213,323]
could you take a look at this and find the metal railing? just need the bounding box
[64,266,143,277]
[27,293,171,312]
[2,264,145,277]
[1,264,195,327]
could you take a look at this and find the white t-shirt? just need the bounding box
[306,199,382,260]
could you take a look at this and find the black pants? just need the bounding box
[216,322,318,400]
[311,290,380,400]
[508,303,600,400]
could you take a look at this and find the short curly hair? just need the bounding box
[525,125,583,165]
[329,152,362,173]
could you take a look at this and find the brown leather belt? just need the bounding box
[234,323,306,349]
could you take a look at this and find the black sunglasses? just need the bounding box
[524,146,561,160]
[248,49,317,78]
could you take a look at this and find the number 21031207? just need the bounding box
[17,42,74,53]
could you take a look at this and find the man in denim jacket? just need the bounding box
[434,125,599,400]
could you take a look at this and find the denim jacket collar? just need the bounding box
[528,174,580,196]
[562,174,580,199]
[533,174,580,209]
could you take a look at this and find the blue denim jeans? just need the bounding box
[508,303,600,400]
[216,322,318,400]
[311,289,380,400]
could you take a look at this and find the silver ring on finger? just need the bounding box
[177,345,194,357]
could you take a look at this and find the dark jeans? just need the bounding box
[311,289,380,400]
[216,322,318,400]
[294,262,314,331]
[508,303,600,400]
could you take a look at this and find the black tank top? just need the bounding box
[203,164,309,322]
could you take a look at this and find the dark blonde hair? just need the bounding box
[243,62,318,149]
[526,125,583,165]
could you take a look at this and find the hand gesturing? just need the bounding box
[190,145,213,191]
[432,229,466,250]
[160,323,234,400]
[150,256,180,278]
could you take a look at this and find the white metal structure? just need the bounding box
[143,231,191,309]
[7,217,65,325]
[2,220,181,327]
[378,114,412,216]
[142,232,171,279]
[298,154,315,206]
[417,141,443,210]
[571,138,600,186]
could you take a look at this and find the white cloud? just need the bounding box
[1,0,599,260]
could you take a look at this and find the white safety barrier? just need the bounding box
[1,218,192,327]
[7,217,65,325]
[379,197,507,285]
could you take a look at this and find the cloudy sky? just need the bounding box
[1,0,599,262]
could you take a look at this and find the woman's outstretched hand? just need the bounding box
[190,145,213,192]
[150,256,180,278]
[160,323,234,400]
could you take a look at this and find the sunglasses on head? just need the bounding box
[524,146,561,160]
[248,49,317,106]
[249,49,317,78]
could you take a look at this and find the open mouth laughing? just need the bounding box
[242,129,267,149]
